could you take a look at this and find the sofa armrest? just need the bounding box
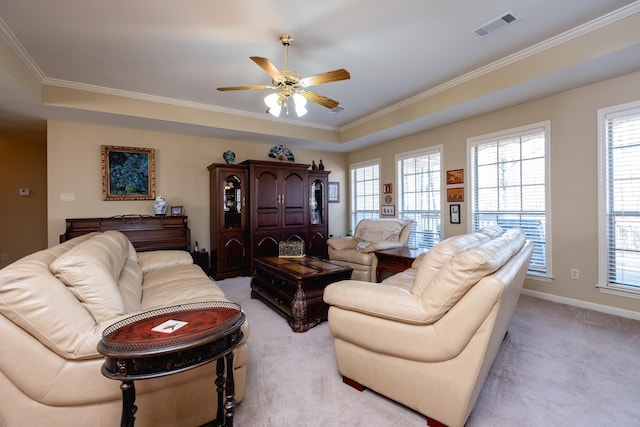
[326,277,505,362]
[360,240,404,253]
[137,250,193,273]
[324,280,430,324]
[327,236,358,251]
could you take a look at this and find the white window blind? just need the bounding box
[350,161,380,231]
[397,147,442,249]
[468,122,550,276]
[599,102,640,294]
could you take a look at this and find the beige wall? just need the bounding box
[348,70,640,316]
[42,70,640,316]
[47,121,349,251]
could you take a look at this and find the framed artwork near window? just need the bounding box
[328,182,340,203]
[446,169,464,185]
[447,187,464,202]
[383,183,392,194]
[102,145,155,201]
[381,205,395,216]
[450,204,461,224]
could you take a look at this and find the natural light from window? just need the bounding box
[350,160,380,232]
[598,100,640,297]
[468,121,551,277]
[397,146,442,249]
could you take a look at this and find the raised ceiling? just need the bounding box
[0,1,639,151]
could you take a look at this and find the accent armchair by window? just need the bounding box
[327,218,413,282]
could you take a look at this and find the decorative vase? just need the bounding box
[318,160,325,170]
[311,160,318,170]
[153,195,168,216]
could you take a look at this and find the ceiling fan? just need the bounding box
[217,34,350,117]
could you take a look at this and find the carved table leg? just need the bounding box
[120,380,137,427]
[215,357,225,426]
[224,351,236,427]
[289,286,310,332]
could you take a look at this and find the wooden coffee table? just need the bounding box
[251,256,352,332]
[97,301,244,427]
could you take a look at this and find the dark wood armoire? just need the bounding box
[208,159,330,279]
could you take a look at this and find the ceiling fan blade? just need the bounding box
[217,85,272,91]
[299,69,350,87]
[298,90,340,109]
[250,56,285,82]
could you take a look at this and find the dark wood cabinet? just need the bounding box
[208,159,330,279]
[308,171,330,257]
[190,251,210,275]
[208,163,248,280]
[245,160,311,272]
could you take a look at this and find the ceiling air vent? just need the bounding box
[473,12,519,37]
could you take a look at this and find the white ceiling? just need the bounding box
[0,1,639,151]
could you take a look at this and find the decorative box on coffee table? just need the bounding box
[251,256,352,332]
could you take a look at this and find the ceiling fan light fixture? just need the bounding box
[218,34,350,117]
[264,92,280,108]
[293,93,308,117]
[264,93,282,116]
[267,104,282,117]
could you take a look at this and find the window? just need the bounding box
[468,121,551,276]
[397,146,442,249]
[350,160,380,230]
[598,101,640,297]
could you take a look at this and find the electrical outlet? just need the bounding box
[59,192,76,202]
[570,268,580,280]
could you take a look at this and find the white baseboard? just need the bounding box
[520,289,640,321]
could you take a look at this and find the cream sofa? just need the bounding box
[324,227,532,427]
[0,231,249,427]
[327,218,414,281]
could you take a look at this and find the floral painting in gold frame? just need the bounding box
[102,145,156,201]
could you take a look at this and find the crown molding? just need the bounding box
[340,2,640,132]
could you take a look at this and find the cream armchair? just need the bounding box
[324,228,532,427]
[327,218,414,281]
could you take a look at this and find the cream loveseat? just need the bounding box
[324,227,532,427]
[0,231,249,427]
[327,218,414,281]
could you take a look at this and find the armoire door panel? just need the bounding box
[219,233,246,274]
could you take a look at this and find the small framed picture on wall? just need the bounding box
[450,204,460,224]
[447,187,464,202]
[381,205,395,216]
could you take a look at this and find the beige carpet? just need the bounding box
[217,277,640,427]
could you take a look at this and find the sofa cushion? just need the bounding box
[330,249,375,265]
[418,228,525,322]
[354,218,411,243]
[327,237,358,251]
[141,264,227,310]
[137,250,194,273]
[119,259,143,312]
[49,231,137,322]
[0,233,104,359]
[478,225,504,238]
[411,232,491,295]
